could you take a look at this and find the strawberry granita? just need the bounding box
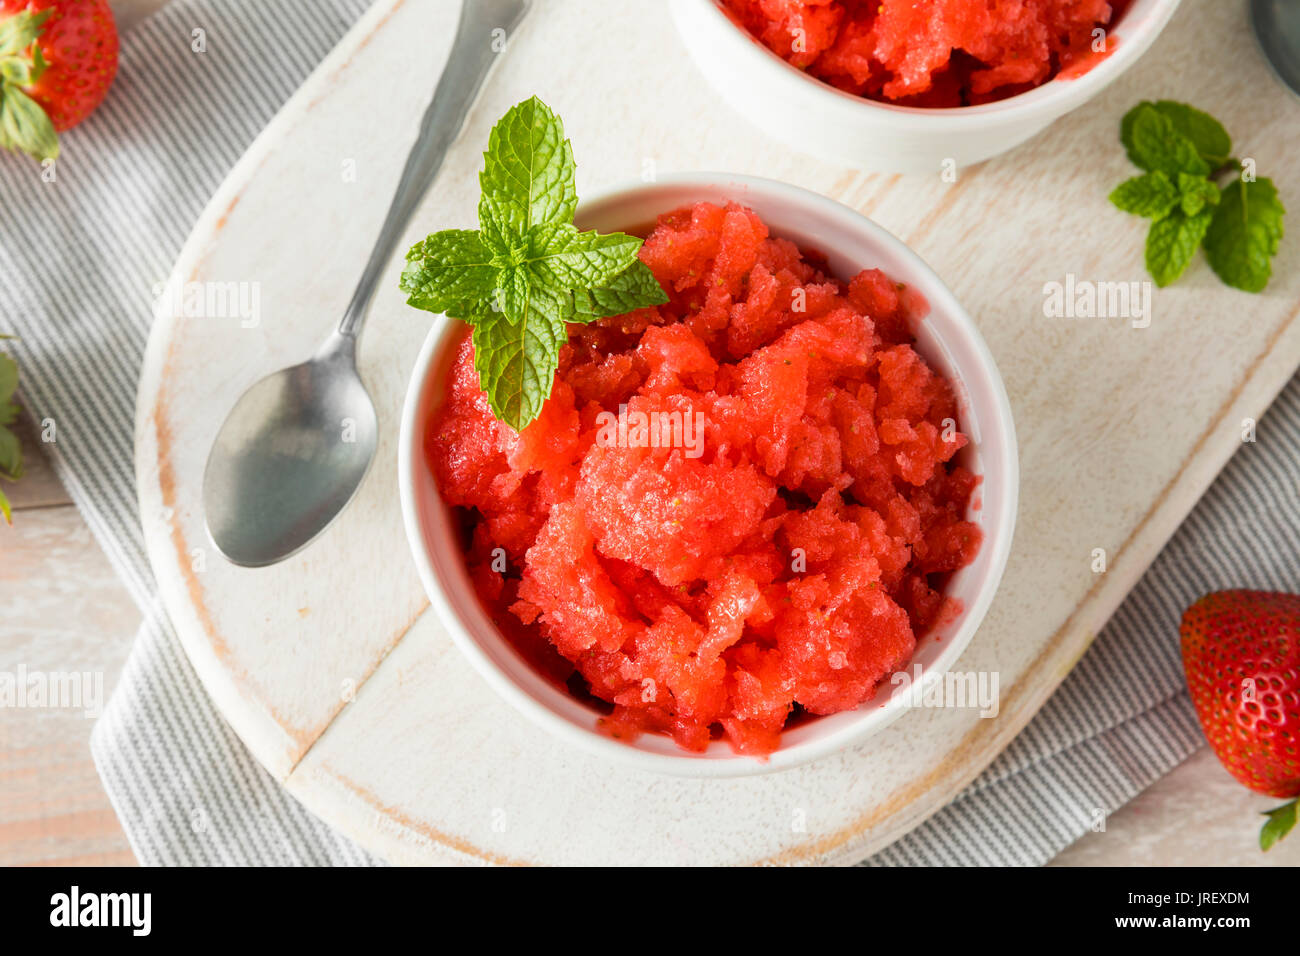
[428,201,981,756]
[720,0,1131,106]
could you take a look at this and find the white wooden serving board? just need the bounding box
[135,0,1300,865]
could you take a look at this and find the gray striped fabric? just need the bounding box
[3,0,382,866]
[1,0,1278,866]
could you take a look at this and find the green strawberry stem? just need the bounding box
[0,8,60,162]
[1260,798,1299,851]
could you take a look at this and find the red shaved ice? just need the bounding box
[720,0,1130,106]
[428,201,981,756]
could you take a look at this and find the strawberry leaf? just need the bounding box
[0,346,26,520]
[0,8,58,162]
[0,85,58,161]
[0,350,16,401]
[0,421,20,478]
[0,8,51,58]
[1260,798,1298,851]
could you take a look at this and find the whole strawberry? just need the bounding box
[1181,589,1300,850]
[0,0,118,161]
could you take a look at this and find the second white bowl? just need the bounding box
[670,0,1183,172]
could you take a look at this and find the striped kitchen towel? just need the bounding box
[0,0,1282,866]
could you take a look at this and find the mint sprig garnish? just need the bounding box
[401,96,667,430]
[1110,101,1285,291]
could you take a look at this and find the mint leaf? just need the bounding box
[496,264,535,327]
[1145,209,1212,287]
[478,96,577,253]
[399,230,498,313]
[1260,799,1298,851]
[1110,171,1179,219]
[470,285,571,428]
[1204,177,1285,293]
[526,223,645,289]
[1176,172,1220,218]
[1123,100,1232,168]
[573,260,669,319]
[1154,101,1232,167]
[1122,103,1209,178]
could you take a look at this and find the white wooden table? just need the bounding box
[2,0,1298,868]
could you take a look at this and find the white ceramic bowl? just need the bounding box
[669,0,1183,171]
[399,174,1018,777]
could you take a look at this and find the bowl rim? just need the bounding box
[398,172,1020,777]
[672,0,1185,128]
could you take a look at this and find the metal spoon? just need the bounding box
[202,0,530,567]
[1252,0,1300,97]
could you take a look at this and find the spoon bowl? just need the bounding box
[203,334,378,567]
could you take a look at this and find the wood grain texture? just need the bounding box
[0,0,165,870]
[0,494,139,866]
[132,0,1300,865]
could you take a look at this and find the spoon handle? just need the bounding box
[337,0,531,339]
